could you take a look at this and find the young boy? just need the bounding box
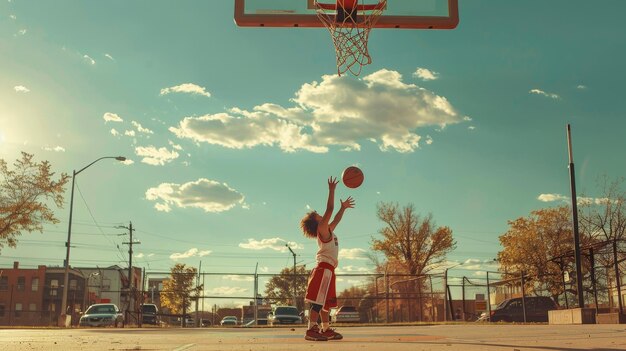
[300,176,355,341]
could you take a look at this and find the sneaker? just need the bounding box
[321,328,343,340]
[305,325,328,341]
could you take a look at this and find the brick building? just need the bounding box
[43,266,87,325]
[0,262,87,326]
[0,262,46,326]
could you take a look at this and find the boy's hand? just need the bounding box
[340,196,355,209]
[328,176,338,190]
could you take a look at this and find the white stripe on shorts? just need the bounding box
[313,268,332,306]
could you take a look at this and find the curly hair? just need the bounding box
[300,211,319,238]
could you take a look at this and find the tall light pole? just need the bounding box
[286,244,297,306]
[59,156,126,327]
[566,124,585,308]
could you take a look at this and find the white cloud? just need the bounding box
[538,193,569,202]
[121,159,134,165]
[146,178,245,213]
[413,67,439,81]
[135,253,145,258]
[223,275,254,282]
[208,286,247,295]
[239,238,303,252]
[103,112,123,123]
[529,88,560,99]
[538,193,612,206]
[135,145,179,165]
[577,85,587,90]
[170,70,465,154]
[104,53,115,61]
[169,247,212,260]
[18,29,26,35]
[14,85,30,93]
[169,140,183,150]
[339,248,368,260]
[124,130,136,137]
[110,128,119,136]
[160,83,211,98]
[83,55,96,65]
[335,265,372,274]
[42,145,65,152]
[132,121,154,134]
[10,15,16,20]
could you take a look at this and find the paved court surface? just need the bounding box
[1,324,626,351]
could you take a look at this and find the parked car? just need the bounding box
[331,305,360,323]
[140,304,159,325]
[267,306,302,326]
[220,316,238,326]
[490,296,558,322]
[79,303,125,327]
[182,316,194,327]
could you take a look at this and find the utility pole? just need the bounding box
[286,244,297,307]
[119,222,140,320]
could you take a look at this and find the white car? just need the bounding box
[331,306,360,323]
[79,303,124,327]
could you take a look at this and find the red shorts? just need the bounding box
[305,262,337,311]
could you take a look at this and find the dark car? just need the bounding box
[490,296,558,322]
[141,304,159,325]
[267,306,302,326]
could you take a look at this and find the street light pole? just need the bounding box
[59,156,126,327]
[286,244,297,307]
[566,125,585,308]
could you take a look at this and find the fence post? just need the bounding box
[521,272,527,323]
[461,277,466,321]
[385,270,389,323]
[486,272,491,322]
[613,239,623,314]
[560,258,569,309]
[589,248,598,314]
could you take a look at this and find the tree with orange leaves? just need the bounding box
[0,152,69,252]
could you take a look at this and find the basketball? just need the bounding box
[342,166,364,189]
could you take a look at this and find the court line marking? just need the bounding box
[172,343,196,351]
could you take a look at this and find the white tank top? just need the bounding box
[316,229,339,268]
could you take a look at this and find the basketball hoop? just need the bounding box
[314,0,387,76]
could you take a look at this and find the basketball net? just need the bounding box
[314,0,386,76]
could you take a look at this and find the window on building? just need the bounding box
[31,277,39,292]
[69,279,77,291]
[15,303,22,317]
[49,289,58,296]
[0,304,5,317]
[29,303,37,312]
[0,277,8,291]
[50,279,59,288]
[48,304,56,312]
[17,277,25,291]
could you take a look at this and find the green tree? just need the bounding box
[0,152,69,252]
[264,265,309,311]
[161,264,202,317]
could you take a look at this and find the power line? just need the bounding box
[75,180,127,262]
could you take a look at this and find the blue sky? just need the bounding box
[1,1,626,304]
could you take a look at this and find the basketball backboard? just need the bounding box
[234,0,459,29]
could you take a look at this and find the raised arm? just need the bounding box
[329,196,355,231]
[318,177,338,241]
